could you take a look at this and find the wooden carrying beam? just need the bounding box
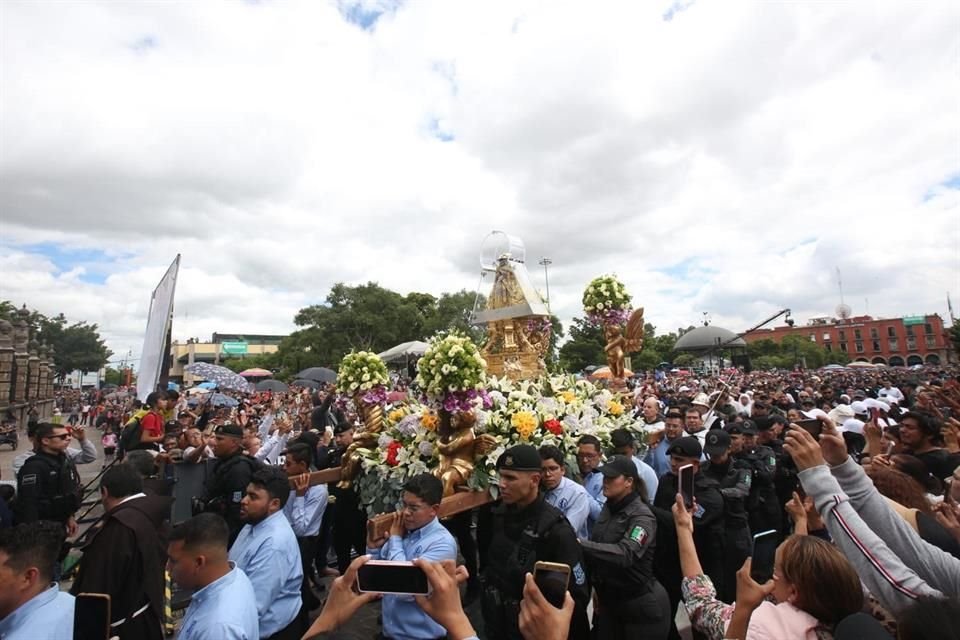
[366,489,494,541]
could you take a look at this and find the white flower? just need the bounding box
[362,373,370,382]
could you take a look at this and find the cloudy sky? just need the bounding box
[1,0,958,368]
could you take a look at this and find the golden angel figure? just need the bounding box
[604,307,645,380]
[434,411,498,497]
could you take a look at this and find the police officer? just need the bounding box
[581,455,670,639]
[14,423,81,536]
[480,444,590,640]
[734,418,780,539]
[651,436,724,640]
[328,421,367,575]
[199,423,260,546]
[701,429,752,603]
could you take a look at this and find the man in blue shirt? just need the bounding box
[0,521,74,640]
[576,434,605,533]
[538,445,591,539]
[609,428,659,502]
[366,473,458,640]
[282,443,328,612]
[644,409,686,478]
[169,514,258,640]
[229,467,304,640]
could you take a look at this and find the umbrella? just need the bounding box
[239,368,273,378]
[590,366,634,379]
[290,379,320,389]
[847,361,876,369]
[186,386,211,395]
[209,393,239,407]
[296,367,337,383]
[167,381,180,391]
[197,381,218,390]
[101,383,118,389]
[255,379,289,392]
[184,362,251,392]
[377,341,429,364]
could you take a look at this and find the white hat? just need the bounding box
[828,404,855,423]
[692,393,710,408]
[841,418,865,434]
[678,385,691,393]
[802,408,830,421]
[850,400,868,416]
[864,398,891,413]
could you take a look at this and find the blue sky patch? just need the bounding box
[663,0,696,22]
[923,173,960,201]
[16,242,124,285]
[427,117,454,142]
[338,1,400,31]
[129,35,158,54]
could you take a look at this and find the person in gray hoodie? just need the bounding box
[783,419,960,617]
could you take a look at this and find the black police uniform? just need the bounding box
[581,459,670,640]
[701,457,752,603]
[736,442,780,538]
[200,450,260,546]
[652,466,724,640]
[328,442,367,575]
[14,450,81,526]
[480,446,590,640]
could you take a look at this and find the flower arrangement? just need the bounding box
[415,332,491,413]
[582,275,632,326]
[338,351,389,399]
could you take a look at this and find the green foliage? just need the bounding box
[950,320,960,356]
[745,334,846,369]
[0,301,112,380]
[103,367,124,385]
[558,317,604,372]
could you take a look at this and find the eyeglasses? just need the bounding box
[400,502,427,514]
[46,434,70,441]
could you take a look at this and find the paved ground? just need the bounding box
[1,430,690,639]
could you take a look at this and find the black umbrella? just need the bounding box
[101,383,118,389]
[295,367,337,383]
[255,379,289,392]
[290,379,320,389]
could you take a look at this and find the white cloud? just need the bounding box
[1,0,958,364]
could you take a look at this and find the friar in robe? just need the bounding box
[71,463,172,640]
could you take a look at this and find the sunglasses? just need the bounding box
[46,434,71,441]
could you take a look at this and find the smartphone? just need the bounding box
[750,529,779,583]
[356,560,430,596]
[534,561,571,609]
[679,463,695,509]
[885,441,896,456]
[793,419,822,438]
[74,593,111,640]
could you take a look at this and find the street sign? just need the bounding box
[221,341,248,355]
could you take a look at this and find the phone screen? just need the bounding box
[793,419,823,438]
[750,529,779,583]
[74,593,111,640]
[534,562,571,608]
[679,464,695,509]
[357,561,430,596]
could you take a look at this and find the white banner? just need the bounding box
[137,255,180,401]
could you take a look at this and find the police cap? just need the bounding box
[214,423,243,438]
[667,436,702,459]
[598,455,640,481]
[496,444,542,472]
[703,429,731,457]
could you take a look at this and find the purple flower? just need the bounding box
[361,385,388,406]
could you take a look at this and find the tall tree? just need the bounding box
[558,317,604,372]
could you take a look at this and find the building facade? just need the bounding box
[169,333,286,383]
[745,314,954,366]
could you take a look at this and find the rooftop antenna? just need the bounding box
[835,267,851,321]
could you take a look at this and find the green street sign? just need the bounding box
[221,341,248,355]
[902,316,925,326]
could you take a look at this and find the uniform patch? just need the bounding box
[232,491,243,503]
[628,525,648,544]
[743,473,752,487]
[21,474,37,486]
[768,457,776,466]
[572,562,586,586]
[693,503,706,519]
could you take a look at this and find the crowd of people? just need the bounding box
[1,363,960,640]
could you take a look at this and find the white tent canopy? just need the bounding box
[378,341,430,364]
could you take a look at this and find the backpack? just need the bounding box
[116,416,142,458]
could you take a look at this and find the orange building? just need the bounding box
[744,314,954,366]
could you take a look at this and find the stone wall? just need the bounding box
[0,307,55,428]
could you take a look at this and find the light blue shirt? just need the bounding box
[633,456,659,503]
[229,510,303,638]
[367,516,458,640]
[179,564,259,640]
[0,583,74,640]
[283,485,328,538]
[544,476,591,540]
[581,470,606,532]
[644,436,679,479]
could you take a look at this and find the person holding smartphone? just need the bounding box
[579,455,670,639]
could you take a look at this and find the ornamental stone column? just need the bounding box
[38,344,52,419]
[0,320,13,415]
[12,307,31,427]
[46,345,57,400]
[27,339,41,404]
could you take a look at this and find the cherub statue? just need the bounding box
[604,307,645,380]
[337,402,384,490]
[434,411,498,497]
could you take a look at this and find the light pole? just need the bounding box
[539,257,552,313]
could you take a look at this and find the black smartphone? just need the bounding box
[534,561,571,608]
[74,593,111,640]
[750,529,779,583]
[356,561,430,596]
[793,419,822,438]
[679,463,695,509]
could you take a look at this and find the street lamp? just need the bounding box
[539,257,553,313]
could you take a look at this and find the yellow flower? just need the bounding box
[511,411,538,440]
[608,401,624,416]
[388,408,406,423]
[421,412,439,431]
[559,390,576,403]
